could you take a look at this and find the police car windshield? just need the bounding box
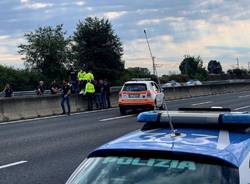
[123,84,147,92]
[69,156,239,184]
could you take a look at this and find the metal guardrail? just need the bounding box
[0,90,51,97]
[0,86,122,98]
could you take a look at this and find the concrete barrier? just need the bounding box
[0,93,118,122]
[1,82,250,122]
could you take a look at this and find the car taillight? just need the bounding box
[147,91,152,98]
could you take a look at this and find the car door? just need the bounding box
[153,82,164,107]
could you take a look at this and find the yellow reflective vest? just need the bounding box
[78,71,86,81]
[85,72,94,81]
[85,82,95,93]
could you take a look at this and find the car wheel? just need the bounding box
[119,107,127,115]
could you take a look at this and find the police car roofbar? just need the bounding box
[137,111,250,127]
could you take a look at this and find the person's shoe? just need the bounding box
[61,112,66,115]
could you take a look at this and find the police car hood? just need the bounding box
[95,128,250,167]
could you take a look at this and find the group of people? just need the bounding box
[35,66,111,115]
[69,66,111,112]
[1,66,111,116]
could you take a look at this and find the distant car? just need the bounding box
[162,80,181,88]
[186,80,202,86]
[118,80,165,115]
[66,109,250,184]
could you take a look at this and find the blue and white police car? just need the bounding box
[66,108,250,184]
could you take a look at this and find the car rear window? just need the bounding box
[123,84,147,92]
[68,156,239,184]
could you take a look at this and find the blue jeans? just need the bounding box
[102,92,107,108]
[95,93,102,109]
[61,96,70,113]
[71,80,78,93]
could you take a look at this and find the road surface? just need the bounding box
[1,91,250,183]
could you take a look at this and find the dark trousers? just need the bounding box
[61,96,70,113]
[106,93,111,108]
[102,92,111,108]
[95,93,102,109]
[101,92,107,108]
[71,80,78,94]
[86,93,94,110]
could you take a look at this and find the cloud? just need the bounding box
[0,34,24,67]
[137,16,184,26]
[18,0,53,10]
[20,0,29,3]
[74,1,85,6]
[104,11,127,20]
[124,18,250,74]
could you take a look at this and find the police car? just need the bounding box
[118,79,165,115]
[66,108,250,184]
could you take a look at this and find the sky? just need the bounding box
[1,0,250,75]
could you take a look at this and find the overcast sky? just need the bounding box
[1,0,250,74]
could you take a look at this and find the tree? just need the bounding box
[73,17,124,81]
[18,24,70,81]
[207,60,222,74]
[179,55,208,80]
[0,65,45,91]
[127,67,151,78]
[227,68,248,78]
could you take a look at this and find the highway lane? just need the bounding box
[1,91,250,184]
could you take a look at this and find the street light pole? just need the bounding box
[144,30,156,76]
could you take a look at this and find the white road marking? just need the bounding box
[217,130,230,150]
[0,108,118,126]
[192,101,212,106]
[238,94,250,98]
[0,161,27,170]
[234,105,250,111]
[99,115,134,122]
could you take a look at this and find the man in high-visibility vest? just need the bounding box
[85,70,94,82]
[77,70,86,81]
[78,70,86,93]
[85,80,95,110]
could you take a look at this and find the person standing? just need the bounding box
[50,80,58,94]
[36,81,44,95]
[69,66,78,94]
[61,80,71,115]
[94,80,102,109]
[85,80,95,111]
[78,69,86,94]
[99,79,106,108]
[3,83,13,97]
[103,79,111,108]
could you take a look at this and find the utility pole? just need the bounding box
[248,62,250,71]
[144,30,156,76]
[236,57,239,69]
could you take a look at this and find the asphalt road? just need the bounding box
[1,91,250,184]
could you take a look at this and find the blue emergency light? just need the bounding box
[137,111,250,126]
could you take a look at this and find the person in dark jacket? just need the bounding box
[103,79,111,108]
[69,66,78,94]
[36,81,44,95]
[61,80,71,115]
[94,80,102,109]
[50,80,58,95]
[3,83,13,97]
